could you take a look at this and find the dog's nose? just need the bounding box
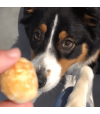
[36,68,47,88]
[38,76,46,88]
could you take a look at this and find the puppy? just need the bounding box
[21,7,100,107]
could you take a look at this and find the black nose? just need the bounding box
[36,69,47,88]
[38,76,46,88]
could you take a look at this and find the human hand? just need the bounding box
[0,48,33,107]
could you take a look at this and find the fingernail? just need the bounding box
[6,48,20,58]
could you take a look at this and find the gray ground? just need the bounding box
[0,7,100,107]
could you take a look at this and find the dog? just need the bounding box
[21,7,100,107]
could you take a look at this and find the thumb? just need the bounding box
[0,48,21,74]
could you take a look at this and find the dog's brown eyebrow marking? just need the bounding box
[27,7,34,13]
[83,14,95,26]
[59,31,68,40]
[39,24,47,34]
[58,43,88,78]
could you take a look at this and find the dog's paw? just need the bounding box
[65,65,94,107]
[63,75,76,91]
[66,75,76,86]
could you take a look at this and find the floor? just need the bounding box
[0,7,100,107]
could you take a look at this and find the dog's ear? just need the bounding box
[20,7,34,25]
[83,13,98,26]
[25,7,34,14]
[74,7,100,27]
[20,7,47,25]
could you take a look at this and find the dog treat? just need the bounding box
[0,58,38,103]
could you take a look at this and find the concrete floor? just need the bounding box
[0,7,100,107]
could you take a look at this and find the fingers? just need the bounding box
[0,48,21,74]
[0,48,33,107]
[0,100,33,107]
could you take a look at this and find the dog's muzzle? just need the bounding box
[31,54,61,92]
[36,67,47,88]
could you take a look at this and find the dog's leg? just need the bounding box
[65,66,94,107]
[62,63,83,92]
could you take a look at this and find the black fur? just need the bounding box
[21,7,100,75]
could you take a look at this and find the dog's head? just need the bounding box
[21,7,100,92]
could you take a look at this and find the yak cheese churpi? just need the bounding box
[0,58,38,103]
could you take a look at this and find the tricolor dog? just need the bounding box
[21,7,100,107]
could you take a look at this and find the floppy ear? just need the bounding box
[83,13,98,26]
[25,7,34,13]
[20,7,34,25]
[74,7,100,27]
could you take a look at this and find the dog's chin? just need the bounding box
[39,85,57,92]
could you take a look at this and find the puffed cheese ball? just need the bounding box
[0,58,38,103]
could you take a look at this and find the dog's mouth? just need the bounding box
[34,66,61,92]
[36,67,47,89]
[31,56,62,92]
[38,77,47,89]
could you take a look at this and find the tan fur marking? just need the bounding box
[27,7,34,13]
[46,70,51,77]
[59,31,68,40]
[31,49,35,60]
[83,14,94,26]
[39,24,47,33]
[58,44,88,77]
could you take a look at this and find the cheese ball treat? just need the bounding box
[0,58,38,103]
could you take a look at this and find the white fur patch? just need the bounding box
[42,55,61,91]
[32,14,61,92]
[46,14,58,54]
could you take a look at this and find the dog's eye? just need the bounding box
[32,30,42,40]
[63,40,73,49]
